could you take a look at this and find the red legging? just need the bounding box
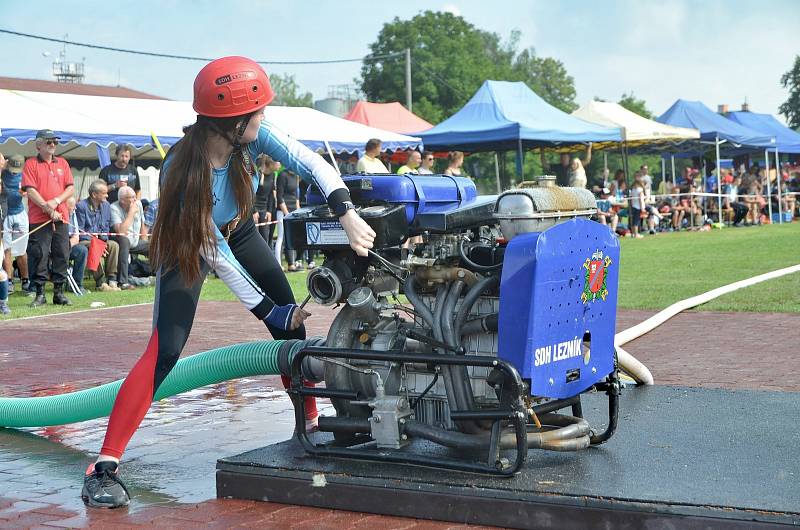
[100,217,316,459]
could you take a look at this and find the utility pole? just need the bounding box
[405,48,412,112]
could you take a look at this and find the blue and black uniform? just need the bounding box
[100,121,351,458]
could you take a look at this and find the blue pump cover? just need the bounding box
[307,174,477,224]
[497,218,620,399]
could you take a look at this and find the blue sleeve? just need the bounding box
[250,122,351,210]
[75,202,90,242]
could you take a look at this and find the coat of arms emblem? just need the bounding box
[581,250,612,303]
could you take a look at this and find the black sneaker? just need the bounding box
[82,461,130,509]
[29,293,46,308]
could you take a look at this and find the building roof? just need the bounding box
[0,76,166,100]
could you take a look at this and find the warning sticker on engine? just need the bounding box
[306,221,349,245]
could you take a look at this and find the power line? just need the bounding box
[0,28,404,65]
[413,60,467,97]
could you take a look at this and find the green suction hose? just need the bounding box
[0,339,317,428]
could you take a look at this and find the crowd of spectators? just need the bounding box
[592,161,800,238]
[0,135,153,316]
[1,133,798,316]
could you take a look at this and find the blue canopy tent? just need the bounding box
[725,111,800,154]
[726,110,800,222]
[414,81,621,189]
[657,100,776,217]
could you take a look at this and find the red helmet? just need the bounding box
[193,56,274,118]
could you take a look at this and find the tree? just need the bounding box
[269,73,313,107]
[779,55,800,129]
[359,11,577,123]
[510,48,577,113]
[618,92,652,119]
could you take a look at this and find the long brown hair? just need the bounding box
[151,115,254,284]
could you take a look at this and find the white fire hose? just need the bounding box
[614,264,800,385]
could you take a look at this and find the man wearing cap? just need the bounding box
[22,129,74,307]
[2,153,31,295]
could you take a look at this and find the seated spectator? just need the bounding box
[660,181,685,230]
[397,151,421,175]
[678,171,703,227]
[443,151,465,176]
[743,178,765,225]
[356,138,389,173]
[418,151,435,174]
[75,180,121,291]
[724,176,749,226]
[66,196,88,294]
[111,186,149,290]
[143,197,159,230]
[593,188,618,232]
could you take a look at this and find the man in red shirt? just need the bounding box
[22,129,75,307]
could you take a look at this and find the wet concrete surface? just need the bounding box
[1,301,799,528]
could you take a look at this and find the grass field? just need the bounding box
[2,222,798,320]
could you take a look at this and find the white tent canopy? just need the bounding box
[0,89,422,163]
[572,100,699,143]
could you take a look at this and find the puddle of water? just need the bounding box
[0,377,333,512]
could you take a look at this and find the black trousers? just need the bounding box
[100,216,303,458]
[27,221,69,289]
[113,236,150,285]
[730,202,748,225]
[256,210,276,247]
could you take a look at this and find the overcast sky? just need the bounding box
[2,0,798,122]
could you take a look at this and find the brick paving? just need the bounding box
[0,301,798,528]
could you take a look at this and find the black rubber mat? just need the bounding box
[217,386,800,529]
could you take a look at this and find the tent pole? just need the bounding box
[494,152,502,193]
[405,48,412,113]
[324,140,341,175]
[670,155,676,187]
[660,157,665,191]
[517,139,524,184]
[764,149,773,222]
[701,158,707,221]
[715,135,722,223]
[620,142,630,188]
[775,148,783,223]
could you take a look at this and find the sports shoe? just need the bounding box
[6,281,13,295]
[0,301,10,315]
[82,461,130,509]
[305,415,319,433]
[98,282,121,292]
[119,283,136,291]
[30,293,46,307]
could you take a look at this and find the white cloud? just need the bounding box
[441,3,461,16]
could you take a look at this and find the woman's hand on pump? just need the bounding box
[339,209,375,257]
[265,303,311,331]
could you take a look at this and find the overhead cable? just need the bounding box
[0,28,404,65]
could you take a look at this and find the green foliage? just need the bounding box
[359,11,577,123]
[269,73,313,107]
[510,50,577,113]
[779,55,800,129]
[618,92,653,119]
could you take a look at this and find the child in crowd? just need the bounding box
[629,172,646,239]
